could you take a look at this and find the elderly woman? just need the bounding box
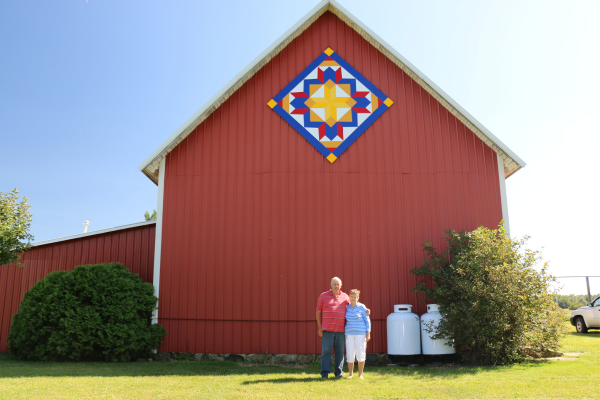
[345,289,371,379]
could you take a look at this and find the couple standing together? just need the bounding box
[316,277,371,379]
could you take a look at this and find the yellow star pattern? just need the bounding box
[304,79,357,127]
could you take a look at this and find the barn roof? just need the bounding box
[138,0,526,184]
[31,220,156,247]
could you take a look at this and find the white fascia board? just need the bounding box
[328,0,526,169]
[30,220,157,247]
[137,0,331,175]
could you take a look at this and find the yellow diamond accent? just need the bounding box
[384,98,394,107]
[324,48,334,56]
[327,154,337,163]
[267,99,277,108]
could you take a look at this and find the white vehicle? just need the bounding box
[570,296,600,333]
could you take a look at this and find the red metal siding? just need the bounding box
[158,11,503,354]
[0,223,155,352]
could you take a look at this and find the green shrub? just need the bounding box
[411,224,566,365]
[8,263,166,362]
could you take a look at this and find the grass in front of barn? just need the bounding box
[0,330,597,400]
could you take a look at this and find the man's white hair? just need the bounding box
[331,277,342,284]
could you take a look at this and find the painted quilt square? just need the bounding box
[268,48,393,163]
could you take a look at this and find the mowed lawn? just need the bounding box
[0,330,598,400]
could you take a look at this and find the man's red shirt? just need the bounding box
[316,290,350,332]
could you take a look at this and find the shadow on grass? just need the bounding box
[243,377,325,384]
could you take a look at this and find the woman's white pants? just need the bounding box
[346,334,367,363]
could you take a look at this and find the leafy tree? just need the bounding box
[0,188,34,266]
[555,294,599,310]
[144,210,157,221]
[411,224,565,365]
[8,263,166,362]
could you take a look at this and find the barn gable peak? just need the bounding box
[138,0,525,184]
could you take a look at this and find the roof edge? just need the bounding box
[139,0,525,182]
[137,1,331,184]
[30,220,156,247]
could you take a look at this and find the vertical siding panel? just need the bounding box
[232,173,244,330]
[221,174,236,351]
[398,71,412,173]
[0,265,16,352]
[458,122,470,173]
[258,174,271,345]
[402,173,416,303]
[431,98,446,173]
[180,143,193,312]
[272,53,282,174]
[297,172,308,353]
[139,228,149,281]
[239,173,252,352]
[363,171,376,313]
[421,90,437,173]
[440,109,454,173]
[448,116,462,172]
[249,173,260,351]
[413,86,428,173]
[339,171,353,292]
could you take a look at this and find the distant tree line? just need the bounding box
[554,294,599,310]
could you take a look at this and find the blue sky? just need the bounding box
[1,0,598,294]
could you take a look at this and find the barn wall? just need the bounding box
[158,11,503,354]
[0,223,156,352]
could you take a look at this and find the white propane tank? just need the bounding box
[420,304,455,356]
[387,304,421,355]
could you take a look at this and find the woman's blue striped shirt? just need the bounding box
[345,302,371,335]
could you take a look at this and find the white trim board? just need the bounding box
[497,154,510,237]
[30,220,157,248]
[151,157,166,325]
[138,0,526,183]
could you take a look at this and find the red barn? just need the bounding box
[2,0,525,356]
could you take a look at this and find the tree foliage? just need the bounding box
[411,224,566,365]
[555,294,599,310]
[144,210,157,221]
[8,263,166,362]
[0,188,34,266]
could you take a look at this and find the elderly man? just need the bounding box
[316,277,350,379]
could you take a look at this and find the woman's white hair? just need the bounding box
[331,277,342,284]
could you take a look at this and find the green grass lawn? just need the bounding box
[1,330,598,400]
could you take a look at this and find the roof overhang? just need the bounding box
[138,0,526,184]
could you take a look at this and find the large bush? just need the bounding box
[411,225,565,365]
[8,263,166,361]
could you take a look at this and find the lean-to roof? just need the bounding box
[31,220,156,247]
[138,0,525,184]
